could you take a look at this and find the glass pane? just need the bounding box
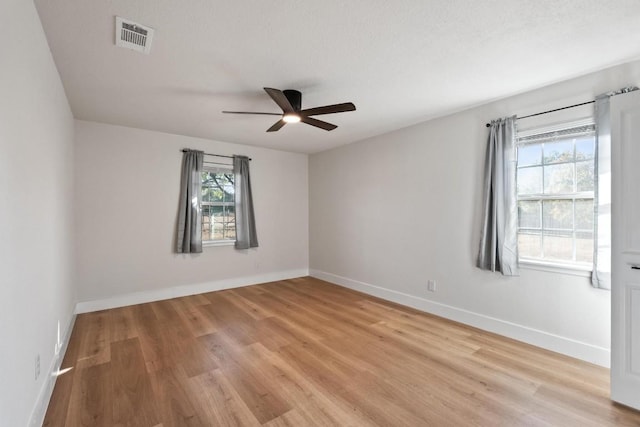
[213,205,236,240]
[543,230,573,261]
[202,171,234,204]
[576,161,594,192]
[215,173,234,203]
[518,232,542,259]
[202,203,235,241]
[201,172,212,202]
[201,205,214,241]
[543,140,573,164]
[543,200,573,230]
[576,231,594,263]
[203,186,223,203]
[212,206,224,239]
[202,189,217,203]
[222,205,236,240]
[544,163,574,194]
[518,201,541,228]
[224,183,235,203]
[517,144,542,167]
[575,199,594,230]
[575,137,595,160]
[518,166,542,195]
[212,188,225,202]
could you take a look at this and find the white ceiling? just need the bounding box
[35,0,640,154]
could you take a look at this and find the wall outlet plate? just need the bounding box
[427,280,436,292]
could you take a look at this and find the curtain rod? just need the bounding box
[485,100,595,127]
[181,149,251,161]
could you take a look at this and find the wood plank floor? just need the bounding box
[44,277,640,426]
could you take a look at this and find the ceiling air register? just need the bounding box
[115,17,154,54]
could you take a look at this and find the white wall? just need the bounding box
[74,121,308,308]
[0,1,76,426]
[310,60,640,367]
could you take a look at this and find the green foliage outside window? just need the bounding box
[201,170,235,241]
[516,131,595,265]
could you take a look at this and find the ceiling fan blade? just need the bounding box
[299,102,356,116]
[222,111,282,116]
[300,116,337,131]
[264,88,295,113]
[267,119,286,132]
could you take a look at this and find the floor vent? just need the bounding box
[115,17,154,54]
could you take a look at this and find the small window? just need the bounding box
[201,167,235,243]
[516,123,595,267]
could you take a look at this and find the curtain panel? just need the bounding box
[477,116,519,275]
[592,95,612,289]
[591,86,638,289]
[176,150,204,253]
[234,155,258,249]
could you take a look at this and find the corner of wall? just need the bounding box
[28,314,77,427]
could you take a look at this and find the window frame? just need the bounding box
[516,119,596,271]
[201,165,236,247]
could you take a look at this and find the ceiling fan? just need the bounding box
[223,87,356,132]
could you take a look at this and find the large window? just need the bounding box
[201,167,235,243]
[516,123,595,267]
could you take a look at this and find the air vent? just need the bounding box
[115,17,154,54]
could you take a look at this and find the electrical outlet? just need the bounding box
[427,280,437,292]
[35,354,40,380]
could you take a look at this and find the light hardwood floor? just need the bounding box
[44,277,640,426]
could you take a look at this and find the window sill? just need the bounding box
[203,240,235,247]
[519,259,592,278]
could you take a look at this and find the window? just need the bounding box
[201,167,235,243]
[516,122,595,267]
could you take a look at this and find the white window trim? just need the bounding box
[519,258,592,278]
[516,117,596,271]
[517,117,595,138]
[203,239,235,247]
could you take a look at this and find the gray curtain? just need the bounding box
[176,150,204,253]
[592,95,611,289]
[477,116,519,275]
[591,87,637,289]
[234,155,258,249]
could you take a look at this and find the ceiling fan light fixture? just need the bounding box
[282,113,301,123]
[223,87,356,132]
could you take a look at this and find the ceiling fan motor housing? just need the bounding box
[283,89,302,111]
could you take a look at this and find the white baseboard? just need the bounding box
[28,313,77,427]
[310,269,610,367]
[75,269,310,313]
